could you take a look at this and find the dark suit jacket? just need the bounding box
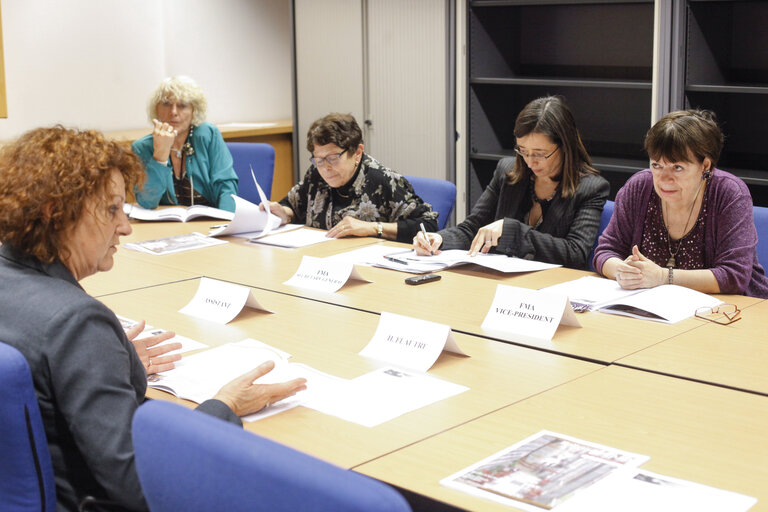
[0,245,240,511]
[440,157,610,269]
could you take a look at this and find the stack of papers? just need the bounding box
[124,204,233,223]
[326,246,559,274]
[124,232,227,255]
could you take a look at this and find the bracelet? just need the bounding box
[668,266,674,285]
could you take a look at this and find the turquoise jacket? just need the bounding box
[132,122,238,212]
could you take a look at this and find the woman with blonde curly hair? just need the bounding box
[132,76,239,211]
[0,126,305,510]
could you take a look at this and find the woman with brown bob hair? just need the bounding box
[0,126,305,511]
[415,95,609,269]
[594,109,768,297]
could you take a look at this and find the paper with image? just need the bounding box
[283,255,372,293]
[179,277,273,324]
[359,311,466,372]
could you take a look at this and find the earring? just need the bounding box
[702,168,712,180]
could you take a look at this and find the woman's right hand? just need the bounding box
[413,232,442,256]
[213,361,307,417]
[260,201,292,226]
[151,118,177,163]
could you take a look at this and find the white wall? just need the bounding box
[0,0,292,140]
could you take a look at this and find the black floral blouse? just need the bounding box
[279,153,438,242]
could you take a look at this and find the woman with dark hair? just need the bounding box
[263,112,437,242]
[594,109,768,297]
[0,126,306,510]
[414,95,609,269]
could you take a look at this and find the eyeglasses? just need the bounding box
[695,304,742,325]
[310,149,347,168]
[514,146,559,162]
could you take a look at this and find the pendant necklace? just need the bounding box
[664,179,704,268]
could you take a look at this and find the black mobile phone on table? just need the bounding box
[405,274,441,285]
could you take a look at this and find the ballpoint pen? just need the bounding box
[384,254,410,265]
[419,222,433,255]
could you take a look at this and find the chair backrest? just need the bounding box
[588,200,615,272]
[754,206,768,270]
[0,341,56,512]
[226,142,276,205]
[132,400,411,512]
[405,175,457,230]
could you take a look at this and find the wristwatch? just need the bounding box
[376,222,383,238]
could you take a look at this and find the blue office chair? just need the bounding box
[132,400,411,512]
[588,200,615,272]
[0,341,56,512]
[226,142,276,205]
[405,175,457,230]
[754,206,768,270]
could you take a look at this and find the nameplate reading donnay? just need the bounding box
[359,312,467,372]
[179,277,273,324]
[283,255,372,293]
[481,284,581,343]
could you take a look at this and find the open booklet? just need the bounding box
[542,276,722,324]
[124,203,234,222]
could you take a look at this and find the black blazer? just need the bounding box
[440,157,610,269]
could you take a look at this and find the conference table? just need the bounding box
[85,217,768,511]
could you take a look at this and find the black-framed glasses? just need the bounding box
[310,149,347,168]
[514,146,559,162]
[695,304,742,325]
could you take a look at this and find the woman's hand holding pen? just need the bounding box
[125,320,182,375]
[468,219,504,256]
[413,232,442,256]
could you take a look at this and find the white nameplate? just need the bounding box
[359,312,467,372]
[179,277,273,324]
[481,284,581,343]
[283,255,372,293]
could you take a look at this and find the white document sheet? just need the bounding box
[304,366,469,428]
[208,194,281,237]
[557,469,757,512]
[230,223,304,240]
[354,248,560,274]
[248,227,335,248]
[178,277,273,324]
[283,255,372,293]
[358,311,466,372]
[481,284,581,343]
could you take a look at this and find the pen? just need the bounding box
[419,222,433,255]
[384,255,409,266]
[210,224,228,229]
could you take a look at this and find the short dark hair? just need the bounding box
[306,113,363,154]
[644,109,724,168]
[509,96,598,198]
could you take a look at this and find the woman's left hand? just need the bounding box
[327,216,375,238]
[125,320,182,375]
[616,245,666,289]
[468,219,505,256]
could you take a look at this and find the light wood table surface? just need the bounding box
[357,365,768,511]
[617,298,768,394]
[119,221,761,364]
[98,278,601,469]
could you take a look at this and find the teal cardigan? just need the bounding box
[132,122,238,212]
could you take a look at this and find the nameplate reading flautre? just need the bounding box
[179,277,273,324]
[358,311,467,372]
